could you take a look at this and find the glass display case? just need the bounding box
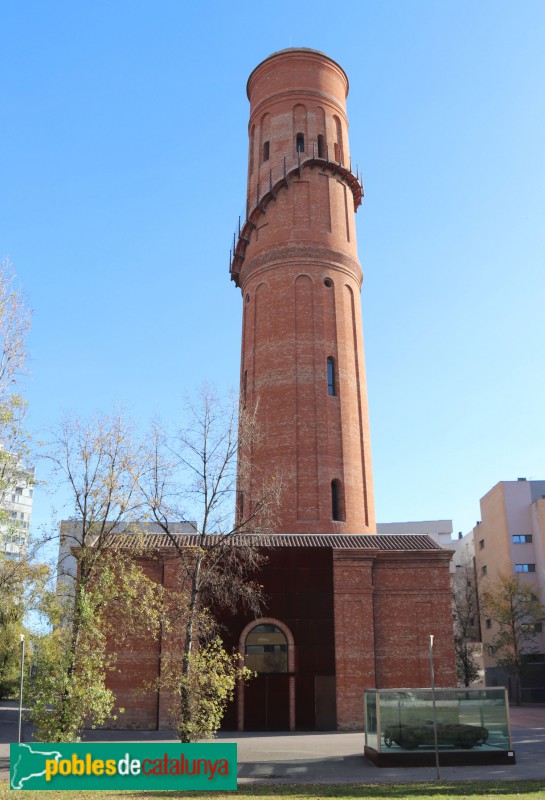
[364,688,515,766]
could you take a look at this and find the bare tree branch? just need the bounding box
[138,383,283,740]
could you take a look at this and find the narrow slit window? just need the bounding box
[327,357,335,396]
[249,125,255,174]
[334,142,340,162]
[237,491,244,522]
[331,480,344,521]
[243,369,247,407]
[317,134,325,158]
[263,140,270,162]
[296,133,305,153]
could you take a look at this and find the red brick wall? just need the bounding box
[373,553,457,692]
[333,549,456,729]
[105,558,163,729]
[333,552,377,729]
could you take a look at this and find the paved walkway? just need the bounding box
[2,703,544,784]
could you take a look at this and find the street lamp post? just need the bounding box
[429,634,440,780]
[18,633,25,744]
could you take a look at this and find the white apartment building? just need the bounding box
[0,464,35,558]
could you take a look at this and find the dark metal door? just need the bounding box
[244,674,290,730]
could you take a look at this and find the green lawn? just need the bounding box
[1,781,545,800]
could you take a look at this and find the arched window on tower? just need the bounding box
[327,357,336,396]
[263,140,270,162]
[333,115,344,164]
[245,623,288,673]
[331,480,344,522]
[317,134,325,159]
[260,113,271,165]
[296,133,305,153]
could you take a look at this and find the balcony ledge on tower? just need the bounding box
[229,150,364,287]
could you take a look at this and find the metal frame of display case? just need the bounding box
[364,687,516,767]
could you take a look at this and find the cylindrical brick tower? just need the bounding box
[231,48,375,535]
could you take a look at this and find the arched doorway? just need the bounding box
[238,618,295,731]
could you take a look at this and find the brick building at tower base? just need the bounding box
[107,532,456,731]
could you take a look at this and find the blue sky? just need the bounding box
[1,1,544,538]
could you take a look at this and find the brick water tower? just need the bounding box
[73,49,457,734]
[231,48,375,534]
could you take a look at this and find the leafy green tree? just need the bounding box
[0,257,32,517]
[27,413,162,741]
[160,625,253,742]
[481,573,545,705]
[0,258,36,698]
[139,385,282,741]
[28,549,162,741]
[454,630,481,689]
[0,558,48,697]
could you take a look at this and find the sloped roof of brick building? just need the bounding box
[104,532,448,552]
